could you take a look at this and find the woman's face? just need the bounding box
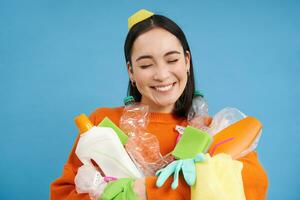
[128,28,190,113]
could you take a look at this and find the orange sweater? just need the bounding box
[50,107,268,200]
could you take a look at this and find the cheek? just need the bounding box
[173,64,188,81]
[134,70,152,87]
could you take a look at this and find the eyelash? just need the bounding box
[168,59,178,63]
[140,65,152,69]
[139,59,178,69]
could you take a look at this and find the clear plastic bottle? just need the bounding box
[119,96,149,135]
[187,91,210,131]
[120,96,172,176]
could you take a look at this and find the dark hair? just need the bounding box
[124,14,195,117]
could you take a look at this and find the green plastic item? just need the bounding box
[101,178,137,200]
[98,117,128,145]
[172,126,212,159]
[194,90,204,98]
[123,96,135,105]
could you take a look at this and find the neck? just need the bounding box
[141,98,174,113]
[148,105,174,113]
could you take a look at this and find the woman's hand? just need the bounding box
[133,178,146,200]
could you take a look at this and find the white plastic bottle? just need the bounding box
[74,114,142,179]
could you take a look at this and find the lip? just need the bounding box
[151,82,176,88]
[150,82,176,92]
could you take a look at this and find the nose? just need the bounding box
[153,64,170,81]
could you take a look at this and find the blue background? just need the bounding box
[1,0,299,199]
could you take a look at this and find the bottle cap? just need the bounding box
[194,90,204,98]
[123,96,135,105]
[75,114,94,133]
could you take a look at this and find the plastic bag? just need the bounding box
[75,164,107,200]
[191,153,246,200]
[208,107,246,136]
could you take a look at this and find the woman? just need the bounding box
[51,9,268,199]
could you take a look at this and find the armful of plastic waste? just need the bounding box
[74,114,142,179]
[74,114,144,199]
[119,99,174,176]
[188,106,263,159]
[156,114,262,189]
[208,116,262,159]
[156,126,212,189]
[155,122,249,198]
[74,164,139,200]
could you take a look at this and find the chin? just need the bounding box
[155,99,177,108]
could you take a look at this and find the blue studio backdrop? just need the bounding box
[1,1,299,199]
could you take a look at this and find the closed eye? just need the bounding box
[168,59,178,64]
[140,64,152,69]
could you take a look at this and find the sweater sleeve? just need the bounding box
[239,151,269,200]
[145,151,268,200]
[50,111,102,200]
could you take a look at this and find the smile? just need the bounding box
[152,83,176,92]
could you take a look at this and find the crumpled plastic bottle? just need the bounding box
[120,96,173,176]
[119,96,149,134]
[187,91,210,132]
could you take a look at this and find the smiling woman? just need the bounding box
[127,28,191,113]
[50,9,268,200]
[124,13,195,116]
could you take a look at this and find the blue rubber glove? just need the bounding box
[155,154,205,189]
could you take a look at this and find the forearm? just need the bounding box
[145,175,190,200]
[50,164,90,200]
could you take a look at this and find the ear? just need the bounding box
[127,61,135,82]
[185,50,191,72]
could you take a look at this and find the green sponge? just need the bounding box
[97,117,128,145]
[172,126,212,159]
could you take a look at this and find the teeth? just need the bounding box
[155,84,173,92]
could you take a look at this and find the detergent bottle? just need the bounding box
[120,96,172,176]
[74,114,142,179]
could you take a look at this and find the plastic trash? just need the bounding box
[75,164,107,200]
[74,114,142,179]
[187,91,210,132]
[119,96,149,134]
[208,107,247,136]
[208,116,262,159]
[120,96,172,176]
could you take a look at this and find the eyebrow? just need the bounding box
[135,50,181,62]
